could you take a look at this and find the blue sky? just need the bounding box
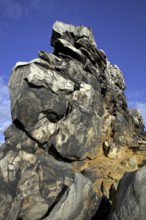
[0,0,146,143]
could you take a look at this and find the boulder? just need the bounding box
[110,166,146,220]
[44,173,100,220]
[1,21,146,220]
[0,143,99,220]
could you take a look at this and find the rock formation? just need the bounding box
[0,21,146,220]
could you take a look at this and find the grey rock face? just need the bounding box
[110,166,146,220]
[9,56,104,160]
[1,21,146,220]
[0,143,99,220]
[44,173,100,220]
[51,21,97,47]
[129,108,145,132]
[8,20,136,161]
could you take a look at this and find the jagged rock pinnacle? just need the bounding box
[0,21,146,220]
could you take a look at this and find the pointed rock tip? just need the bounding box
[51,20,97,47]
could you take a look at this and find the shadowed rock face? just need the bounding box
[0,21,146,220]
[109,166,146,220]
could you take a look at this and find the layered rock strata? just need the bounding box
[0,21,146,220]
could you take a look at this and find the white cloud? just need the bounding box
[0,0,61,20]
[0,120,11,132]
[0,78,9,101]
[0,0,39,20]
[0,0,24,19]
[0,76,11,143]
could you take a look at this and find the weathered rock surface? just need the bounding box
[0,143,99,220]
[109,166,146,220]
[44,173,100,220]
[1,21,146,219]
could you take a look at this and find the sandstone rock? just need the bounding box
[1,21,146,220]
[129,108,145,132]
[44,173,100,220]
[139,145,146,151]
[8,37,106,160]
[0,143,99,219]
[54,38,86,63]
[138,140,146,144]
[120,157,138,169]
[110,166,146,220]
[51,21,96,47]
